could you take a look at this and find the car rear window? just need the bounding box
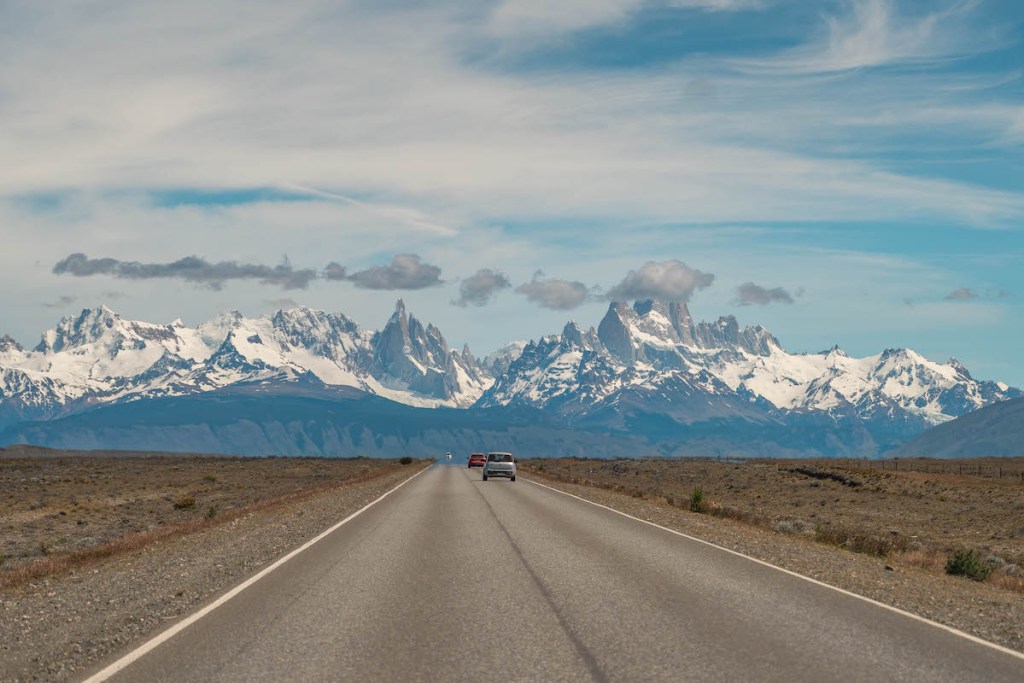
[488,453,512,462]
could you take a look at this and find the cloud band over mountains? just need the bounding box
[53,253,445,291]
[55,253,806,313]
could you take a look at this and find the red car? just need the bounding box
[468,453,486,468]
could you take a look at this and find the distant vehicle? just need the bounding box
[482,452,516,482]
[468,453,486,468]
[445,452,451,462]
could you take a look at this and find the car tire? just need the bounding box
[482,473,488,481]
[511,476,516,482]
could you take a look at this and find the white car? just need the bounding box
[482,452,516,482]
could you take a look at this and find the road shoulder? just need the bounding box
[0,465,427,682]
[524,473,1024,656]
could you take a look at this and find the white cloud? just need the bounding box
[0,0,1021,386]
[486,0,759,41]
[516,272,594,310]
[736,0,996,74]
[607,260,714,302]
[0,0,1020,229]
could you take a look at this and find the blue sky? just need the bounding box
[0,0,1022,385]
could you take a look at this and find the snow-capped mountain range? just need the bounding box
[0,300,489,428]
[481,300,1016,425]
[0,299,1018,455]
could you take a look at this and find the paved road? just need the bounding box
[91,465,1024,682]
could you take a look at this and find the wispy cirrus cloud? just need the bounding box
[487,0,760,41]
[41,295,76,309]
[943,287,1010,302]
[736,0,998,74]
[944,287,978,301]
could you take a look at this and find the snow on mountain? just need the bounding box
[479,300,1021,437]
[0,301,493,419]
[368,299,490,407]
[482,340,529,376]
[1,298,1018,455]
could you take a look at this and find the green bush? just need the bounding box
[689,485,707,513]
[945,548,992,581]
[399,456,413,465]
[206,505,219,519]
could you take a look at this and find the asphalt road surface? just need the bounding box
[88,464,1024,682]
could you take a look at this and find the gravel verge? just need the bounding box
[0,464,427,682]
[525,472,1024,656]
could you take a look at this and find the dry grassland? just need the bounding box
[0,446,417,587]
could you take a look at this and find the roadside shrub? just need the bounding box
[399,456,413,465]
[706,503,751,523]
[946,548,992,581]
[776,520,805,535]
[206,505,219,519]
[690,485,707,513]
[173,496,196,510]
[814,523,909,557]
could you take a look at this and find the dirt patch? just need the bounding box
[522,457,1024,590]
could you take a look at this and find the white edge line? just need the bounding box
[524,477,1024,664]
[83,464,433,682]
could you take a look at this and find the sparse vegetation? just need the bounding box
[1,451,425,587]
[399,456,414,465]
[689,485,706,513]
[173,496,197,510]
[776,519,806,535]
[945,548,992,581]
[814,523,909,557]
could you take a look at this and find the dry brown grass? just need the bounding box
[1,453,426,589]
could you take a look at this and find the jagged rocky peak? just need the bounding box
[695,315,741,349]
[668,302,696,345]
[630,300,683,344]
[373,299,414,366]
[483,340,528,375]
[270,306,360,351]
[35,306,121,353]
[371,299,465,400]
[694,315,778,356]
[597,301,639,362]
[561,320,585,348]
[739,324,780,356]
[0,334,24,353]
[946,357,972,380]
